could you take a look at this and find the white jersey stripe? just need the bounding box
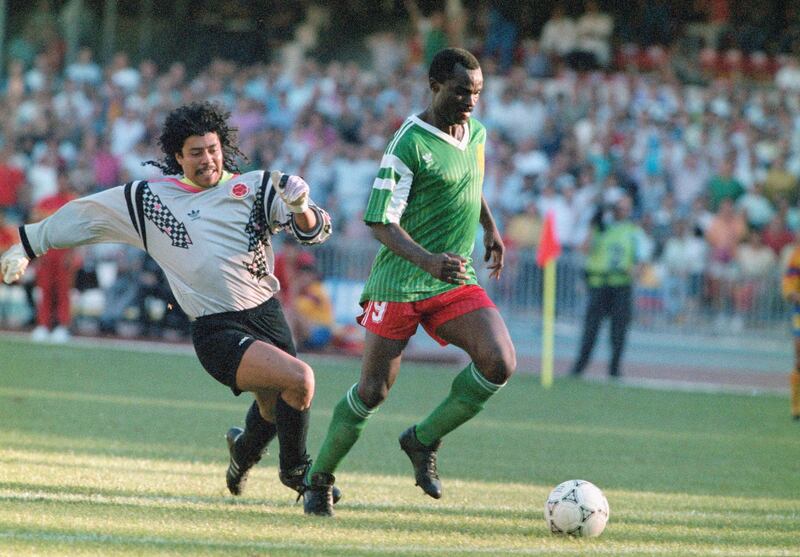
[379,153,413,177]
[371,177,395,191]
[385,172,414,223]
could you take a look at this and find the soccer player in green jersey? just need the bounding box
[303,48,516,516]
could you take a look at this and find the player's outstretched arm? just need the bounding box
[270,171,332,245]
[480,195,505,279]
[19,186,146,260]
[0,244,29,284]
[368,222,467,285]
[271,171,310,215]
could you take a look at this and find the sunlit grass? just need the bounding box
[1,336,798,556]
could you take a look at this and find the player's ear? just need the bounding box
[429,77,440,93]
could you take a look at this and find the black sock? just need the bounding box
[274,396,310,471]
[239,400,277,460]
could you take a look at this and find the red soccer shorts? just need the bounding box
[357,285,496,346]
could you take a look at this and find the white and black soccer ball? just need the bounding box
[544,479,609,537]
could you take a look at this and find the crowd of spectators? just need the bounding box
[2,0,800,342]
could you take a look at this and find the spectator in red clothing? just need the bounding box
[0,209,17,252]
[29,173,79,343]
[272,240,317,307]
[0,143,27,220]
[762,213,795,256]
[0,208,25,326]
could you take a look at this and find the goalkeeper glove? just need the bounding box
[0,243,30,284]
[271,171,309,213]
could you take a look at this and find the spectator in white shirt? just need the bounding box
[737,181,776,231]
[660,219,707,320]
[65,47,102,86]
[572,0,614,69]
[540,4,577,62]
[670,150,711,211]
[110,107,147,157]
[776,57,800,91]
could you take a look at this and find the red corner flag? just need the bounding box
[536,211,562,267]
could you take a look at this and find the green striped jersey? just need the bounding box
[361,115,486,302]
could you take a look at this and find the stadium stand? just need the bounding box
[1,0,799,343]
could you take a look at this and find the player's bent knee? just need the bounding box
[475,343,516,384]
[283,362,315,410]
[504,344,518,376]
[297,364,316,409]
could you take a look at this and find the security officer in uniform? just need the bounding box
[570,194,641,378]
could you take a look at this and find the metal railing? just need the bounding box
[0,241,789,339]
[312,242,791,337]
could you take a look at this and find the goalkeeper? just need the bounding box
[0,101,338,502]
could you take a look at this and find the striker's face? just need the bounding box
[430,64,483,126]
[175,132,224,187]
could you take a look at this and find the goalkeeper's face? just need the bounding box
[175,133,224,188]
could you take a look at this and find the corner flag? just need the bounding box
[537,212,561,388]
[536,211,562,267]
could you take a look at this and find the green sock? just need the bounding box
[415,362,505,447]
[309,384,377,476]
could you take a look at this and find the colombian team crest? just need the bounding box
[230,183,249,199]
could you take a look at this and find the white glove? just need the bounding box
[271,171,309,213]
[1,243,30,284]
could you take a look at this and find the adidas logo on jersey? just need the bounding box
[187,209,200,220]
[422,152,433,164]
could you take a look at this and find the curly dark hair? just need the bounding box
[144,101,245,175]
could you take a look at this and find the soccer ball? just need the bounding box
[544,479,609,537]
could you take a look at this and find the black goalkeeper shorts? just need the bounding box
[191,297,296,396]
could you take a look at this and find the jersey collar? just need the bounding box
[179,170,234,190]
[409,115,470,151]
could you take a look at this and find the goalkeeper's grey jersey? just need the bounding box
[19,171,331,319]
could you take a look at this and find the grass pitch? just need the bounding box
[0,336,798,556]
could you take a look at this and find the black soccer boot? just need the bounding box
[225,427,264,496]
[399,425,442,499]
[302,472,336,517]
[280,460,342,504]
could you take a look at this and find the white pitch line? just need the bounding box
[607,376,785,396]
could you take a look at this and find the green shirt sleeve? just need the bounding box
[364,130,418,224]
